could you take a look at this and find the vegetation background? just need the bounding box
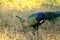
[0,0,60,40]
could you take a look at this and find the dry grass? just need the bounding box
[0,9,60,40]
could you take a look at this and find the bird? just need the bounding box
[16,11,60,32]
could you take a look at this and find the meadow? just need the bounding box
[0,0,60,40]
[0,9,60,40]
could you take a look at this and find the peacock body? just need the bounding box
[28,12,45,26]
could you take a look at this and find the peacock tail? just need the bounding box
[45,11,60,22]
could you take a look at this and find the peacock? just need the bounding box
[16,11,60,32]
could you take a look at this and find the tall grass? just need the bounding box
[0,10,60,40]
[0,3,60,39]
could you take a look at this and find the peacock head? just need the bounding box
[16,16,29,27]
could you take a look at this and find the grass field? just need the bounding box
[0,0,60,40]
[0,10,60,40]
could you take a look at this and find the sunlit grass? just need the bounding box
[0,0,60,40]
[0,0,60,13]
[0,10,60,40]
